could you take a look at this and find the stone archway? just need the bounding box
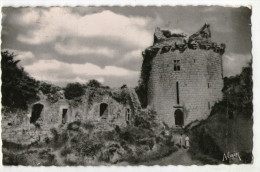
[174,109,184,126]
[30,103,44,123]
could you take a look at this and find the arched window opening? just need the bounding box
[30,103,44,123]
[174,109,184,127]
[100,103,108,117]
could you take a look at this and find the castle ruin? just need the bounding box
[141,24,225,127]
[1,87,141,144]
[2,24,226,145]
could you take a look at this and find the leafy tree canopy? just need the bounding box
[1,51,39,109]
[222,61,253,118]
[64,82,85,100]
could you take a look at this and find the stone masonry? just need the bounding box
[1,87,141,145]
[143,24,225,127]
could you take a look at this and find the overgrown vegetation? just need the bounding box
[39,82,62,103]
[64,82,85,100]
[221,61,253,119]
[188,61,253,164]
[1,51,40,109]
[2,140,57,166]
[135,48,160,108]
[111,88,130,105]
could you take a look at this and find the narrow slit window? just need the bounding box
[208,102,210,110]
[126,108,130,122]
[174,60,180,71]
[176,82,179,104]
[208,83,210,88]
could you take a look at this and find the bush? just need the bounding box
[70,133,103,157]
[67,121,81,131]
[39,82,62,103]
[119,126,154,144]
[2,140,29,151]
[50,128,68,148]
[111,89,130,105]
[124,145,178,164]
[64,82,85,100]
[82,121,95,130]
[134,108,158,130]
[134,116,150,129]
[86,79,102,88]
[2,151,28,166]
[60,147,72,157]
[87,87,111,107]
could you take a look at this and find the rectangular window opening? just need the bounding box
[208,102,210,110]
[62,109,68,124]
[176,82,179,104]
[174,60,180,71]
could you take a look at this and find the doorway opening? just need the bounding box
[174,109,184,126]
[30,103,44,123]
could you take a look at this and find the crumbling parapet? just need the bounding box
[148,24,225,58]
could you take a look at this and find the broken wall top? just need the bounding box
[144,24,225,59]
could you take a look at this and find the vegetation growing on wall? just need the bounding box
[39,82,62,103]
[135,48,160,108]
[111,88,130,105]
[84,80,110,106]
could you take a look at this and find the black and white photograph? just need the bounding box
[1,6,254,166]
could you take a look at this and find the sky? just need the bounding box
[1,6,252,88]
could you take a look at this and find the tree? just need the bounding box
[64,82,85,100]
[86,79,102,88]
[1,51,39,109]
[218,61,253,118]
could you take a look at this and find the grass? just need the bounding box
[124,145,178,164]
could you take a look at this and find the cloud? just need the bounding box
[23,59,139,85]
[17,8,153,48]
[223,53,252,76]
[120,49,142,62]
[55,42,116,57]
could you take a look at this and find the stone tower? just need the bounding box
[141,24,225,127]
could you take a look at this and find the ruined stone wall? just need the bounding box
[148,48,223,127]
[2,88,139,144]
[87,98,129,130]
[1,93,69,144]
